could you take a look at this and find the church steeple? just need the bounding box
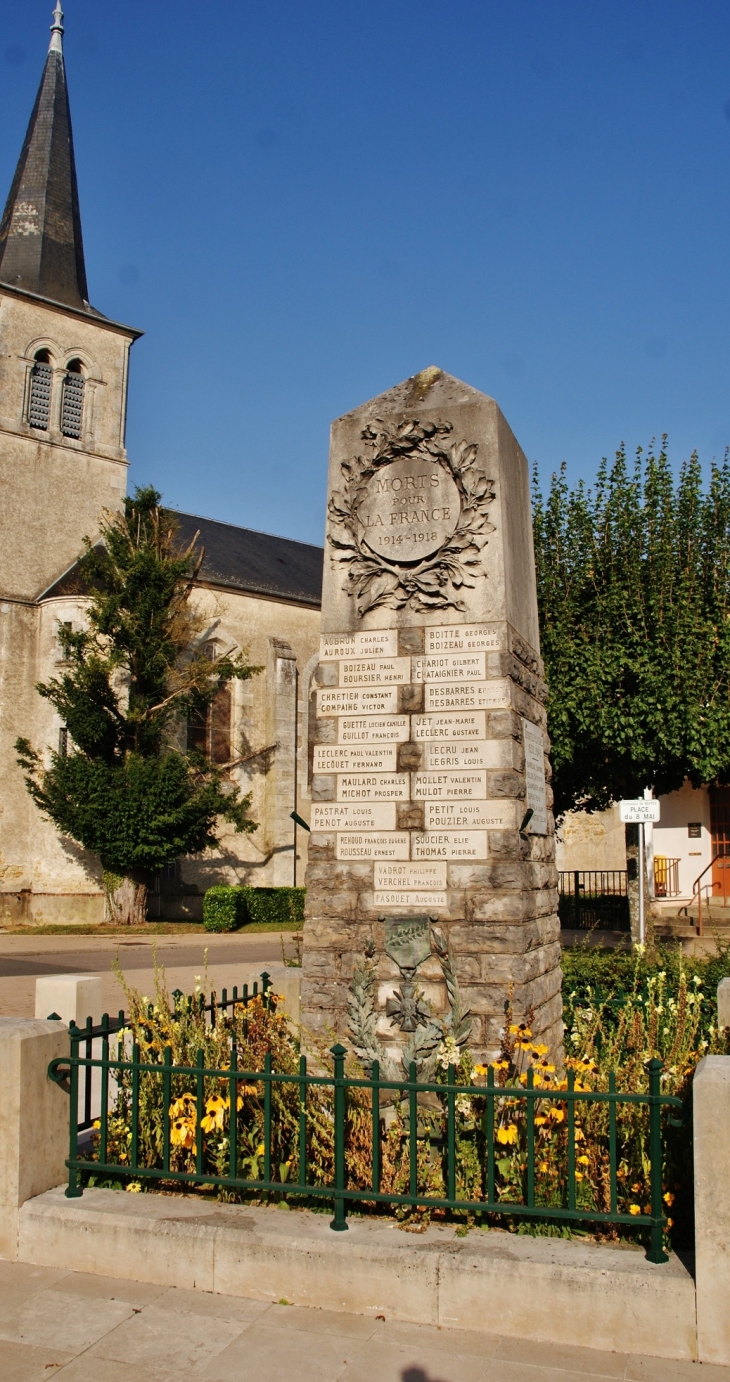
[0,3,89,310]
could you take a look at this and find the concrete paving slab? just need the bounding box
[378,1319,499,1359]
[341,1337,489,1382]
[197,1320,367,1382]
[83,1300,244,1370]
[0,1286,134,1352]
[153,1285,272,1324]
[38,1270,167,1307]
[53,1357,173,1382]
[264,1302,379,1338]
[2,1338,74,1381]
[625,1357,730,1381]
[494,1338,628,1377]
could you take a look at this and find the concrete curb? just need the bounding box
[17,1187,697,1361]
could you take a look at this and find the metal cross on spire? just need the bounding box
[49,2,64,55]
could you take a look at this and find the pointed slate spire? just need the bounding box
[0,4,89,309]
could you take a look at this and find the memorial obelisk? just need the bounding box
[302,367,562,1061]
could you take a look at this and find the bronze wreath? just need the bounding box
[327,417,495,615]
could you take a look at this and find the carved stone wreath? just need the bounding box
[327,418,496,616]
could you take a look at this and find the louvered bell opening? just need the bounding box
[28,362,52,430]
[61,372,85,438]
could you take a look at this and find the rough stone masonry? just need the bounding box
[301,367,562,1061]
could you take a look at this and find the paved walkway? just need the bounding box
[1,1259,727,1382]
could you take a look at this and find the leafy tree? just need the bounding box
[16,487,260,924]
[533,440,730,819]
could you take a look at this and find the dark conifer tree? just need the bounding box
[16,488,260,924]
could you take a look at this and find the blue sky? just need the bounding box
[2,1,730,545]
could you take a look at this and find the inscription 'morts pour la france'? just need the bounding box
[356,455,460,561]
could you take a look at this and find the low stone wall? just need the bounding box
[2,1013,729,1364]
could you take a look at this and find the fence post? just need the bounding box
[574,870,581,928]
[646,1058,668,1264]
[0,1019,69,1259]
[718,979,730,1033]
[330,1043,348,1232]
[694,1055,730,1364]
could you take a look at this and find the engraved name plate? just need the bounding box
[338,715,410,744]
[412,711,487,741]
[424,680,511,712]
[424,800,516,829]
[411,652,486,682]
[320,630,399,659]
[338,657,410,686]
[374,862,447,889]
[411,831,488,860]
[422,741,502,770]
[523,718,548,834]
[336,774,409,801]
[425,624,504,653]
[312,802,397,830]
[317,687,400,716]
[313,745,398,773]
[412,771,487,800]
[335,832,410,860]
[374,890,448,908]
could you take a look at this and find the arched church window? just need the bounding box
[187,684,232,765]
[61,359,85,438]
[28,350,53,430]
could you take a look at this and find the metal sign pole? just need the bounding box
[638,821,645,946]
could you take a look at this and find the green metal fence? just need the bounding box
[48,981,682,1266]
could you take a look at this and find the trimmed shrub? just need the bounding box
[239,886,305,929]
[203,885,246,933]
[203,884,305,932]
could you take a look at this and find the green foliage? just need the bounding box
[239,886,305,929]
[533,444,730,816]
[203,886,306,932]
[16,487,260,879]
[203,886,246,932]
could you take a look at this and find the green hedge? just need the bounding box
[203,885,305,932]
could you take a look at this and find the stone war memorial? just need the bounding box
[302,366,562,1063]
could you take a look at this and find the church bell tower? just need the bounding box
[0,3,141,602]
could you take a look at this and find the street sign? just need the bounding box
[619,798,660,824]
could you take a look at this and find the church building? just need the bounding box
[0,7,323,924]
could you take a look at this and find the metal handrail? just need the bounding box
[679,854,727,937]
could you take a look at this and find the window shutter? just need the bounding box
[28,362,52,429]
[61,371,85,438]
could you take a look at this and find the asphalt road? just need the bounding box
[0,931,301,1018]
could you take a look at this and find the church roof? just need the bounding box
[173,511,323,606]
[0,5,89,310]
[39,512,324,608]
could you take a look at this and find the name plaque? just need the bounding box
[312,802,397,831]
[412,771,487,800]
[374,890,448,908]
[425,624,503,653]
[523,718,548,834]
[424,800,515,829]
[336,774,409,801]
[374,862,447,889]
[412,712,487,741]
[411,652,486,683]
[424,681,511,712]
[422,742,502,770]
[338,657,410,686]
[335,832,410,860]
[317,687,399,716]
[320,630,398,659]
[313,745,398,773]
[412,831,488,860]
[338,715,410,744]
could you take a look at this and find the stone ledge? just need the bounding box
[16,1187,696,1361]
